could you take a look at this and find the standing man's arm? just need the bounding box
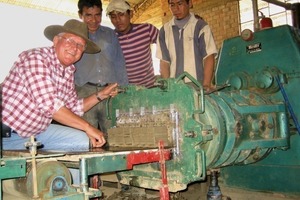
[160,60,170,78]
[202,54,216,91]
[112,32,129,86]
[200,23,218,93]
[157,26,171,79]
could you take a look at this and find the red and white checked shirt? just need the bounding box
[1,46,84,137]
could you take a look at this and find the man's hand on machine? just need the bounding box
[85,125,106,148]
[96,83,118,101]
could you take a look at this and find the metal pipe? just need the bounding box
[175,111,180,156]
[30,136,39,199]
[252,0,260,31]
[262,1,299,28]
[262,0,293,10]
[80,158,89,193]
[291,3,300,28]
[275,76,300,135]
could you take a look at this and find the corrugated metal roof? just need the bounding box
[0,0,145,17]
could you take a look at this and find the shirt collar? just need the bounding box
[171,12,196,27]
[115,23,134,36]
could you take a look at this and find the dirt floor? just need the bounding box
[3,175,300,200]
[96,174,300,200]
[3,182,299,200]
[98,182,300,200]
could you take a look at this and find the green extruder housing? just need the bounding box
[106,25,300,195]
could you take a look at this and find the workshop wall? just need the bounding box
[133,0,240,49]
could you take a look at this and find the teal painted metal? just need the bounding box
[109,75,208,192]
[6,159,102,199]
[107,25,299,195]
[216,25,300,127]
[0,148,170,199]
[215,25,300,195]
[108,76,289,191]
[0,158,26,179]
[79,149,170,175]
[0,157,26,200]
[40,176,92,200]
[221,133,300,194]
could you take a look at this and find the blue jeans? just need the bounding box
[2,124,90,151]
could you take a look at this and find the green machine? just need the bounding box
[107,25,300,196]
[0,143,170,199]
[215,25,300,194]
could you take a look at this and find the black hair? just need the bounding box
[168,0,189,4]
[78,0,103,14]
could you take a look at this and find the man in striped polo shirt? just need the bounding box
[106,0,159,88]
[157,0,218,93]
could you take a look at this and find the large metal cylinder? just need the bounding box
[107,74,289,192]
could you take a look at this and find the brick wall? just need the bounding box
[132,0,240,49]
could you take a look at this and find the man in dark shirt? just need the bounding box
[75,0,128,139]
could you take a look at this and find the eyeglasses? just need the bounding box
[59,36,86,51]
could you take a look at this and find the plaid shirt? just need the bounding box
[1,46,84,137]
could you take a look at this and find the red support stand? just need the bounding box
[159,140,170,200]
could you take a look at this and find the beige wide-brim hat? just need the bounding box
[44,19,100,54]
[106,0,131,15]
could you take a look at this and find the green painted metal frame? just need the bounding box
[0,157,26,200]
[216,25,300,195]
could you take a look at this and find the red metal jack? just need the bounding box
[159,140,170,200]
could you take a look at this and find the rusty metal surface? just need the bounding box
[108,110,174,148]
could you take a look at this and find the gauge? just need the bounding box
[241,29,254,41]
